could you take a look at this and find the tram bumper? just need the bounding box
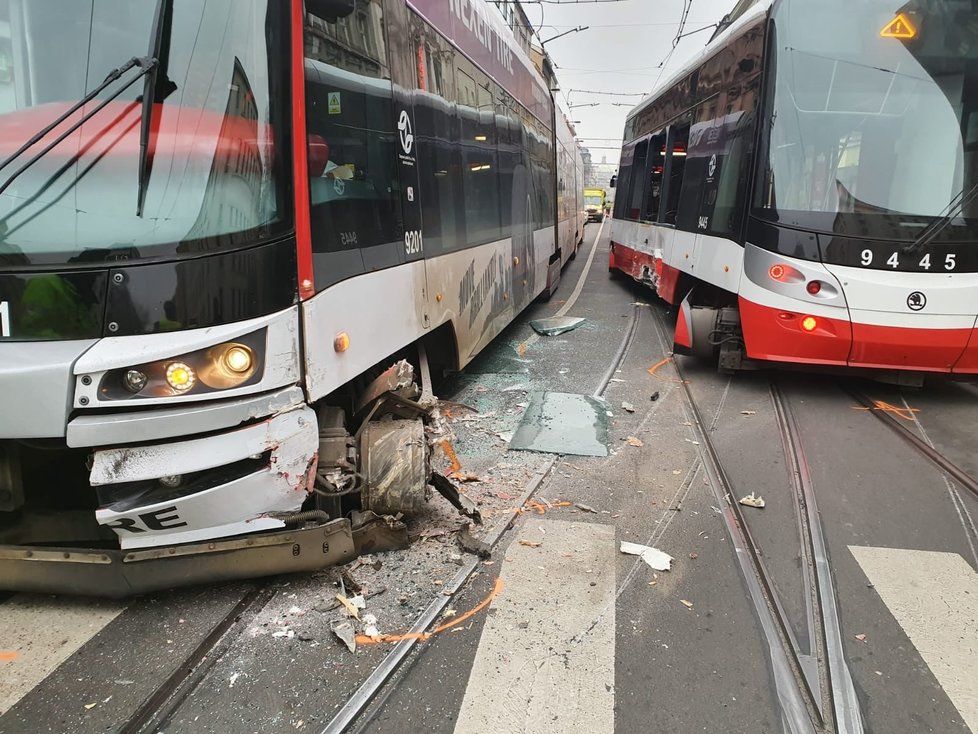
[0,520,357,598]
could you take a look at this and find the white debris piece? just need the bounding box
[621,401,636,413]
[739,492,766,509]
[272,628,295,639]
[362,613,381,639]
[620,541,674,571]
[332,621,357,653]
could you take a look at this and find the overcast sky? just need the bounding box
[526,0,738,168]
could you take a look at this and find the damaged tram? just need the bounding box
[0,0,586,595]
[611,0,978,379]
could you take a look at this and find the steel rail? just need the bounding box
[665,352,821,734]
[771,383,865,734]
[848,388,978,501]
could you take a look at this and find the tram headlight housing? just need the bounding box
[97,329,266,400]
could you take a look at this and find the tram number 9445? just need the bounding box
[859,249,958,271]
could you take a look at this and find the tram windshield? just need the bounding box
[585,195,603,207]
[0,0,291,268]
[756,0,978,240]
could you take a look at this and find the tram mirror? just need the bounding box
[308,134,331,178]
[306,0,356,21]
[609,175,617,189]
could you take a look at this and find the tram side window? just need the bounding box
[458,65,501,245]
[625,139,649,220]
[641,133,666,221]
[304,2,401,261]
[677,78,759,237]
[663,122,690,225]
[413,23,462,257]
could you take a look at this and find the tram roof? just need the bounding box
[626,0,775,124]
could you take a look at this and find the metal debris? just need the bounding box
[332,621,357,653]
[351,511,410,555]
[620,541,673,571]
[621,401,636,413]
[739,492,766,509]
[680,599,694,609]
[430,472,483,524]
[529,316,587,336]
[741,410,757,416]
[574,503,598,513]
[457,523,492,558]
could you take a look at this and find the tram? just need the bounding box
[0,0,585,594]
[610,0,978,378]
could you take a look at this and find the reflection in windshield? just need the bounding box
[755,0,978,237]
[0,0,290,267]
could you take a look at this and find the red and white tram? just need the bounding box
[610,0,978,377]
[0,0,585,594]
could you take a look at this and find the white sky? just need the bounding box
[526,0,738,168]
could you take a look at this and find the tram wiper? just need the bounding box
[903,180,978,255]
[136,0,177,218]
[0,57,158,200]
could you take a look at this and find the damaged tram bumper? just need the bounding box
[0,308,462,597]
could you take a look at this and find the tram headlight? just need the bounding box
[97,329,266,400]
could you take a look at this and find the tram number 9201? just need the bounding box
[405,230,423,256]
[860,249,957,271]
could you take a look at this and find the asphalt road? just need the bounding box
[1,224,975,734]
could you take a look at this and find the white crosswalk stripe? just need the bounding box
[850,546,978,733]
[454,519,615,734]
[0,595,124,714]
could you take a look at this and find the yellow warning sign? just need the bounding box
[328,91,341,115]
[880,12,917,39]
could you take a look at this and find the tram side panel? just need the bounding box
[302,0,559,400]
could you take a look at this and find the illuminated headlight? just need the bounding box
[97,330,266,400]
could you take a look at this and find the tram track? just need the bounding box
[648,303,864,734]
[847,386,978,502]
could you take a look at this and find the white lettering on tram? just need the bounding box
[448,0,513,75]
[0,300,9,338]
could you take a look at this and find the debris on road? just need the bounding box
[518,540,542,548]
[574,503,598,513]
[650,391,660,402]
[362,614,381,640]
[741,410,757,416]
[680,599,694,609]
[620,541,673,571]
[854,633,868,642]
[430,472,483,524]
[530,316,587,336]
[621,401,636,413]
[335,593,364,619]
[458,523,492,558]
[332,621,357,653]
[689,552,698,560]
[739,492,766,509]
[626,436,644,447]
[647,357,672,376]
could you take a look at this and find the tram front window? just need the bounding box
[756,0,978,240]
[0,0,291,267]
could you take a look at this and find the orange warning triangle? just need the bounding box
[880,12,917,39]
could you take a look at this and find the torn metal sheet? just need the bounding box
[332,621,357,653]
[529,316,586,336]
[351,511,410,555]
[457,524,492,558]
[509,392,609,457]
[430,473,482,524]
[355,360,417,413]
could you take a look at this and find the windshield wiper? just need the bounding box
[136,0,176,218]
[0,57,157,200]
[903,180,978,255]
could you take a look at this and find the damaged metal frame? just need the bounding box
[0,359,475,597]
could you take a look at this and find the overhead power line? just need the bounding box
[567,88,646,97]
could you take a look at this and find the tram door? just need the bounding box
[383,0,430,325]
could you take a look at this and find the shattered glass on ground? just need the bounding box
[528,316,587,336]
[509,391,610,457]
